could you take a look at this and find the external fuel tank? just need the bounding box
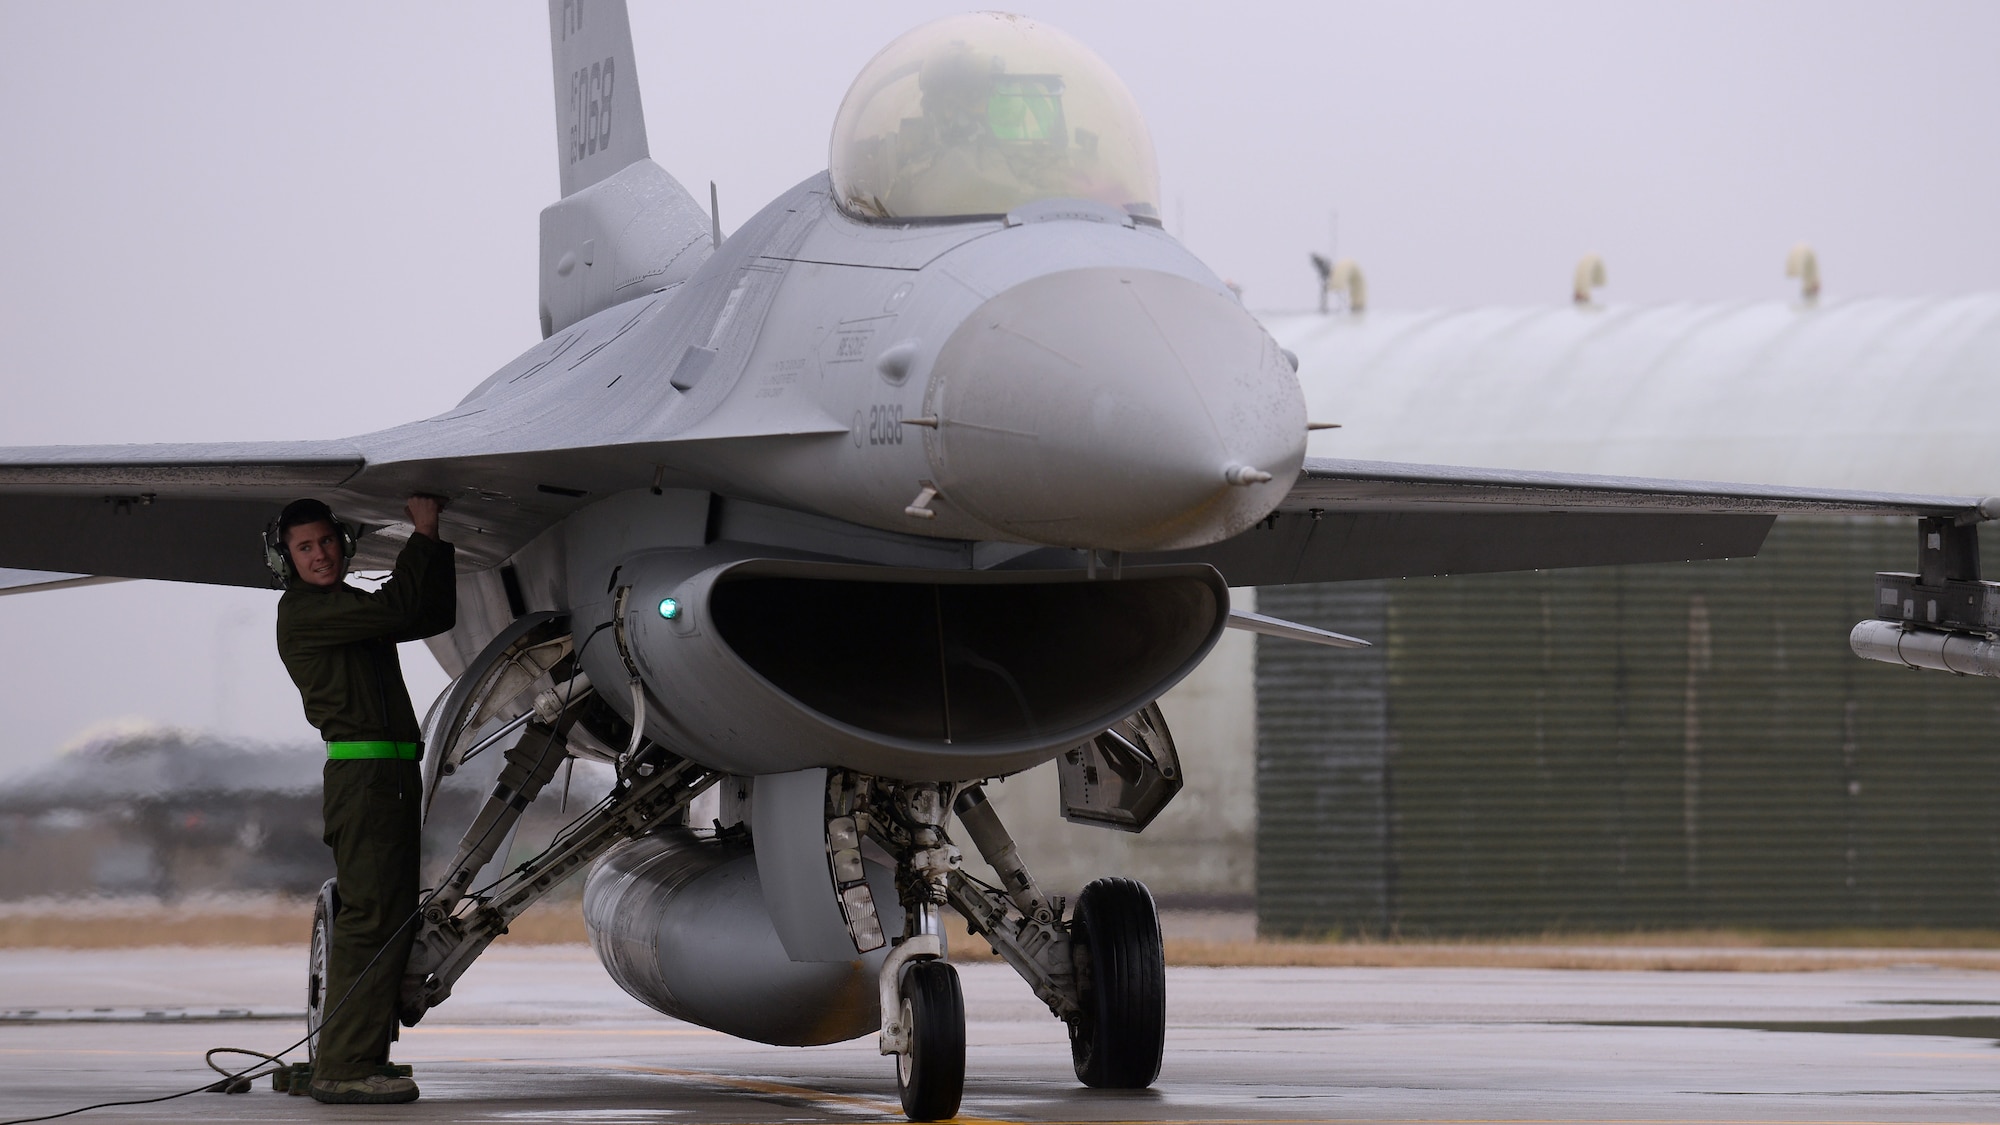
[583,828,904,1046]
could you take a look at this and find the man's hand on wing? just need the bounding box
[406,494,446,540]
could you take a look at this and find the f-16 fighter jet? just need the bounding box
[0,5,1990,1119]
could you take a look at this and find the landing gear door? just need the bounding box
[751,768,863,962]
[1056,703,1182,833]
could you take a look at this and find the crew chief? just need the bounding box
[274,494,454,1105]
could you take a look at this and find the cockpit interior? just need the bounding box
[829,12,1162,223]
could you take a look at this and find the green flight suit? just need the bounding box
[277,532,455,1082]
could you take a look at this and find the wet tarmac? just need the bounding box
[5,946,2000,1124]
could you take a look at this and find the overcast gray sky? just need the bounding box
[1,1,1997,777]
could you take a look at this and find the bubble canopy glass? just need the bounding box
[829,13,1162,223]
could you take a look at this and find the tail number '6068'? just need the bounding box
[867,404,905,446]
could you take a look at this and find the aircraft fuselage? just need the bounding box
[410,172,1303,780]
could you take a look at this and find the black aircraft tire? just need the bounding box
[896,959,965,1122]
[1069,877,1165,1089]
[306,878,339,1064]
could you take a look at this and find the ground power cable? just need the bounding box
[0,623,612,1125]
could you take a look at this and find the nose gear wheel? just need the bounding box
[895,959,965,1121]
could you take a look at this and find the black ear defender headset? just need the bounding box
[263,497,360,586]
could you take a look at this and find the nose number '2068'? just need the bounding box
[867,404,905,446]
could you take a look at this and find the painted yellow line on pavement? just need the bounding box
[607,1061,903,1115]
[602,1060,1035,1125]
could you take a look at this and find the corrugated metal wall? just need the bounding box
[1256,581,1392,936]
[1257,518,2000,938]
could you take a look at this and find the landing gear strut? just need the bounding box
[945,786,1167,1090]
[840,770,1172,1119]
[869,781,966,1121]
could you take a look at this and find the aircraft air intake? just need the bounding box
[581,553,1230,781]
[710,571,1211,742]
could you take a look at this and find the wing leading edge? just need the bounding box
[1278,458,1989,518]
[1138,457,1995,587]
[0,443,1990,594]
[0,432,800,590]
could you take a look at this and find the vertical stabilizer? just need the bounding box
[540,0,711,336]
[550,0,650,198]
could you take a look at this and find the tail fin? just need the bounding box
[550,0,651,198]
[540,0,712,336]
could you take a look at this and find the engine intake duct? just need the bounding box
[708,565,1221,744]
[598,555,1228,779]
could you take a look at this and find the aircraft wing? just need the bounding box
[0,431,791,590]
[1137,457,1994,586]
[0,569,126,596]
[2,441,1988,594]
[0,442,369,589]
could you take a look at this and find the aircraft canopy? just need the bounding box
[829,13,1161,223]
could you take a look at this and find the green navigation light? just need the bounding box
[658,597,681,620]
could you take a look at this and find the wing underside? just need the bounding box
[0,446,1986,594]
[0,442,639,589]
[0,568,124,596]
[1138,457,1990,586]
[0,431,831,592]
[0,444,366,589]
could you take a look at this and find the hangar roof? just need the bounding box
[1265,295,2000,498]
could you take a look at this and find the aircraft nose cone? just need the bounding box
[923,267,1305,551]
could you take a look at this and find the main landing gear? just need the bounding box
[305,878,338,1066]
[850,772,1168,1121]
[1068,877,1165,1088]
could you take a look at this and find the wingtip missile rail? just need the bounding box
[1851,500,2000,678]
[1851,619,2000,678]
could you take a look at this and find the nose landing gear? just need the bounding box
[895,958,966,1121]
[848,772,1170,1121]
[872,781,968,1121]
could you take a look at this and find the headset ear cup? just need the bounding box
[263,522,292,586]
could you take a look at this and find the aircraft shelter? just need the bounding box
[1247,293,2000,937]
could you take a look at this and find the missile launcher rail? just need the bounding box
[1853,514,2000,678]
